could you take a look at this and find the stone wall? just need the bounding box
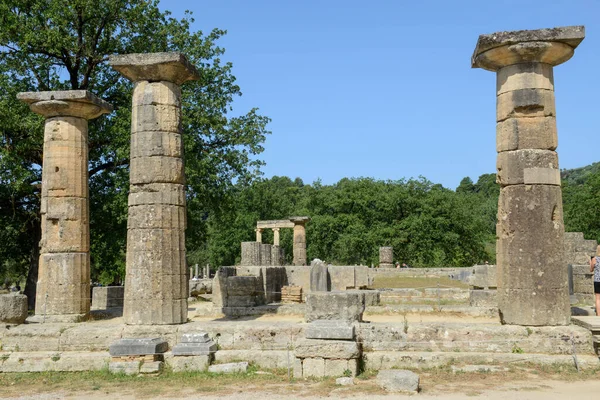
[91,287,124,310]
[565,232,598,305]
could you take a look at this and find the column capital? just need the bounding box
[109,52,200,85]
[472,26,585,72]
[17,90,112,119]
[290,216,310,226]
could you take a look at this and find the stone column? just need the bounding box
[110,52,199,325]
[255,228,263,243]
[17,91,112,321]
[472,26,585,325]
[379,247,394,268]
[273,228,280,246]
[291,217,310,266]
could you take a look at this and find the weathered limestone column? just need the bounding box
[379,246,394,268]
[17,91,112,321]
[255,228,263,243]
[472,26,585,325]
[110,53,199,325]
[291,217,310,266]
[273,228,280,246]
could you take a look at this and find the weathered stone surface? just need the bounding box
[305,291,365,323]
[129,156,185,185]
[324,358,357,377]
[293,219,308,266]
[379,246,393,268]
[496,184,569,325]
[309,259,329,292]
[496,149,559,186]
[109,52,200,85]
[294,339,361,359]
[469,289,497,307]
[189,279,212,296]
[376,369,419,394]
[0,294,28,324]
[169,355,210,372]
[336,377,355,386]
[129,183,185,206]
[130,131,183,158]
[260,243,272,266]
[172,342,217,356]
[132,80,181,107]
[132,104,180,133]
[305,320,355,340]
[109,338,168,356]
[496,116,557,152]
[91,286,124,310]
[208,362,248,374]
[109,361,140,375]
[467,265,497,289]
[496,63,554,95]
[0,351,110,373]
[181,332,210,343]
[302,357,325,378]
[496,89,555,122]
[140,361,163,374]
[127,204,186,229]
[240,242,261,266]
[18,90,113,119]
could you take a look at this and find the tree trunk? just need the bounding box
[24,219,40,310]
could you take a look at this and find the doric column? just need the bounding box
[255,228,263,243]
[17,91,112,321]
[472,26,585,325]
[110,52,199,325]
[272,228,280,246]
[291,217,310,266]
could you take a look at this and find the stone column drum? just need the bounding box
[17,91,112,320]
[255,228,263,243]
[291,217,310,266]
[379,246,394,268]
[472,26,585,325]
[110,53,199,324]
[273,228,280,246]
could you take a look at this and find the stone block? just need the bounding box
[130,156,184,185]
[260,243,272,266]
[379,247,393,265]
[294,339,361,359]
[91,286,124,310]
[140,361,163,374]
[208,362,248,374]
[181,332,211,343]
[170,355,211,372]
[130,131,183,159]
[109,52,200,86]
[305,291,365,323]
[496,88,555,122]
[377,369,420,393]
[336,377,355,386]
[293,357,303,378]
[41,216,89,252]
[132,103,180,133]
[310,259,329,291]
[469,289,497,307]
[496,149,559,186]
[109,338,168,356]
[496,63,554,94]
[127,204,186,230]
[362,290,380,306]
[189,278,212,297]
[128,183,185,206]
[324,359,353,377]
[122,298,187,325]
[467,264,497,289]
[109,361,140,375]
[499,287,570,326]
[132,80,181,107]
[172,342,217,356]
[302,357,325,378]
[0,294,28,324]
[240,242,261,266]
[305,320,355,340]
[496,116,557,152]
[227,276,263,296]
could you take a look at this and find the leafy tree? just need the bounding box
[456,177,475,194]
[0,0,270,305]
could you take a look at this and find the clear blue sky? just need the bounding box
[160,0,600,189]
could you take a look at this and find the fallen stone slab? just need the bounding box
[109,337,168,356]
[181,332,211,343]
[451,365,509,373]
[305,320,355,340]
[168,354,211,372]
[208,361,248,374]
[0,294,28,324]
[377,369,419,394]
[336,377,355,386]
[172,342,217,356]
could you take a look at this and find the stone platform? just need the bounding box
[0,315,597,373]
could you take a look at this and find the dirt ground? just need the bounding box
[1,364,599,400]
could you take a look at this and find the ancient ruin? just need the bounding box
[255,217,310,266]
[472,26,585,325]
[379,246,394,268]
[109,52,199,325]
[17,91,112,321]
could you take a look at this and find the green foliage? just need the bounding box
[0,1,270,289]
